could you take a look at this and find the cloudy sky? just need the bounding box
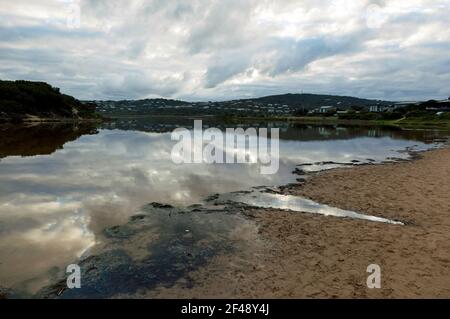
[1,0,449,101]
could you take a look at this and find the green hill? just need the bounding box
[248,93,391,110]
[0,80,100,122]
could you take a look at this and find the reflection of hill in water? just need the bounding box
[0,123,99,159]
[101,118,449,143]
[1,120,447,161]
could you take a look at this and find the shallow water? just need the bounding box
[36,203,259,299]
[0,121,447,295]
[216,190,404,225]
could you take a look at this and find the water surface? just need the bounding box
[0,121,447,295]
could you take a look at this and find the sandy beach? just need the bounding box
[145,145,450,299]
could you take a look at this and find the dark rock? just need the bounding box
[149,203,174,209]
[293,168,306,175]
[104,225,136,239]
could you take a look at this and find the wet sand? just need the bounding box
[146,146,450,298]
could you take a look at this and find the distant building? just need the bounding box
[369,105,386,113]
[318,106,336,114]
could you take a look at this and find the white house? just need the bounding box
[369,105,386,113]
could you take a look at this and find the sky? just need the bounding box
[0,0,449,101]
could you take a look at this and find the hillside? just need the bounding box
[247,93,392,109]
[95,93,392,117]
[0,80,100,122]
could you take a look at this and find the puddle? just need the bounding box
[214,190,404,225]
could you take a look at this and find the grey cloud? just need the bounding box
[1,0,449,101]
[0,47,64,65]
[0,25,100,42]
[204,53,252,88]
[186,0,256,54]
[204,33,365,88]
[267,34,364,76]
[99,72,184,99]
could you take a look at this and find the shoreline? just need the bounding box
[0,116,105,124]
[145,144,450,298]
[218,115,450,129]
[2,114,450,131]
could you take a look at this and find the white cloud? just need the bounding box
[0,0,449,101]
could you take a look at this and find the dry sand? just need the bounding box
[144,146,450,299]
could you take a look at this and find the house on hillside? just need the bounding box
[369,105,387,113]
[319,106,336,114]
[309,106,337,114]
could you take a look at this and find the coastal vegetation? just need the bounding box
[0,80,101,122]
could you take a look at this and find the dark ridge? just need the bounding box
[0,80,101,122]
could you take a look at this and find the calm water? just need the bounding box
[0,120,448,296]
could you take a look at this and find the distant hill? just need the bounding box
[107,98,191,107]
[95,93,393,117]
[246,93,392,110]
[0,80,100,122]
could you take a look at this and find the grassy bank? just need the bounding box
[383,117,450,129]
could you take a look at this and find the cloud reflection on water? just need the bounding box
[0,128,434,292]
